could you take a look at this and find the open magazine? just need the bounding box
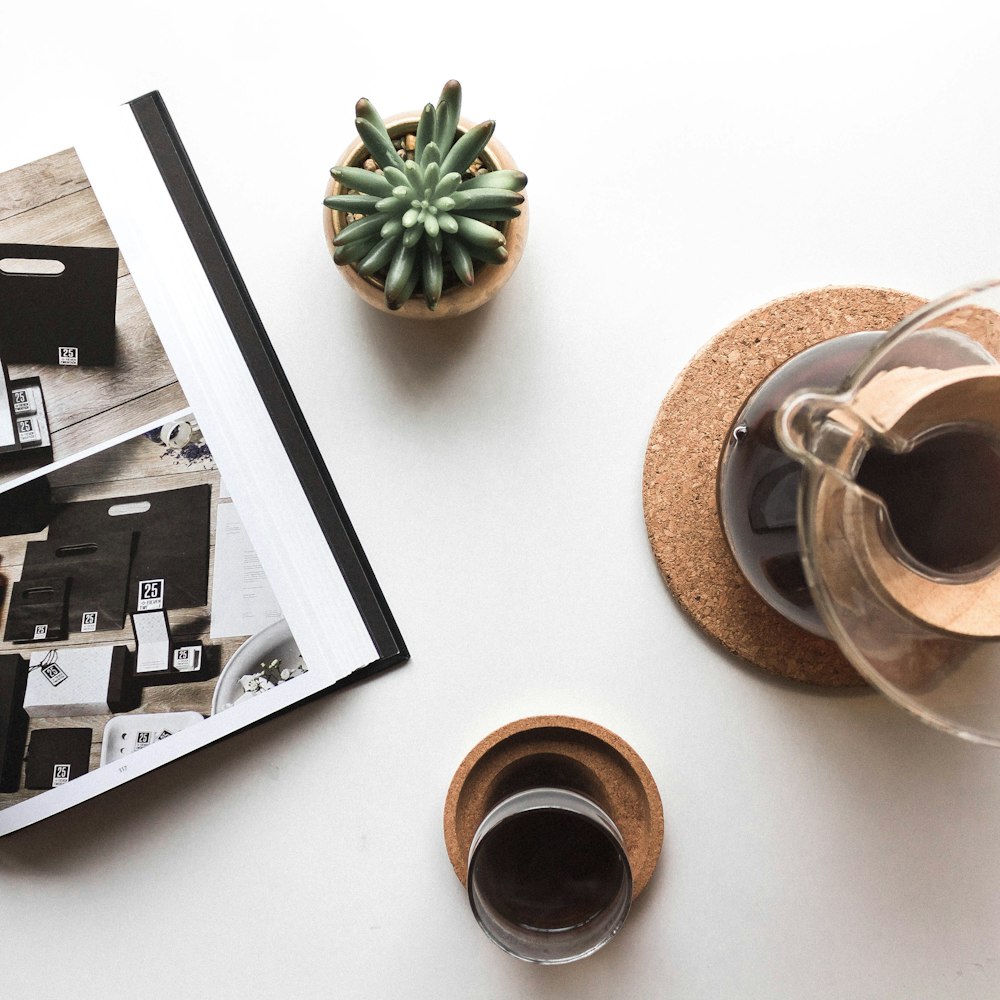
[0,92,407,835]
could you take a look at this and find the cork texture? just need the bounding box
[443,716,664,899]
[642,286,925,686]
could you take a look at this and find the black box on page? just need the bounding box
[0,378,53,467]
[25,728,92,790]
[0,244,118,367]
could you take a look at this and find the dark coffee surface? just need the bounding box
[718,332,880,636]
[857,428,1000,574]
[473,810,625,932]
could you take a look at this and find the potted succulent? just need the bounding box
[323,80,528,319]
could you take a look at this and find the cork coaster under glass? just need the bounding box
[444,716,664,962]
[444,716,663,896]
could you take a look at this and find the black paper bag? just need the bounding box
[46,484,211,612]
[4,576,69,643]
[0,244,118,366]
[19,532,134,632]
[25,727,92,789]
[0,654,28,793]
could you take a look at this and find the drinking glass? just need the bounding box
[466,787,633,963]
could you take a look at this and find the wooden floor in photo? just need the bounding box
[0,148,188,490]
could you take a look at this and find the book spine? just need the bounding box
[126,92,408,672]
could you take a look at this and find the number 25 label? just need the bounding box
[137,579,164,611]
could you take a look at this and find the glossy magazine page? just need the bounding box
[0,97,405,835]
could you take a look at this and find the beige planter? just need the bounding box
[323,113,528,320]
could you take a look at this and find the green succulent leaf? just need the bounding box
[434,80,462,154]
[333,213,388,246]
[375,195,407,214]
[440,120,496,177]
[355,118,400,170]
[357,236,400,277]
[323,194,381,213]
[458,169,528,192]
[402,225,423,248]
[456,207,521,222]
[380,217,404,240]
[443,235,475,286]
[467,243,509,265]
[398,267,420,308]
[383,165,409,188]
[438,212,459,234]
[331,166,395,198]
[421,141,441,167]
[422,246,444,309]
[354,99,399,170]
[355,97,387,133]
[422,161,441,196]
[432,173,462,200]
[334,237,379,265]
[450,189,524,211]
[403,160,424,187]
[415,103,435,160]
[385,242,419,309]
[453,214,506,248]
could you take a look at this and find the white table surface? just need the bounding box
[3,3,1000,997]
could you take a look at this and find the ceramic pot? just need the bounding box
[323,113,528,320]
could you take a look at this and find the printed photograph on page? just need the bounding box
[0,150,307,813]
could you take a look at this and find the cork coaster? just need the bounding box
[642,286,926,686]
[443,716,664,899]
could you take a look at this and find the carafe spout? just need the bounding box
[776,390,869,477]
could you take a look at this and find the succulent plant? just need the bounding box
[325,80,527,311]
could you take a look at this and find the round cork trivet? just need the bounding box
[642,286,926,686]
[444,716,663,899]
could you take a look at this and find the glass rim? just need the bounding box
[467,787,633,964]
[848,276,1000,390]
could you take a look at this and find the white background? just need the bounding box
[2,3,1000,997]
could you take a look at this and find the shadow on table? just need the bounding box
[357,300,496,389]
